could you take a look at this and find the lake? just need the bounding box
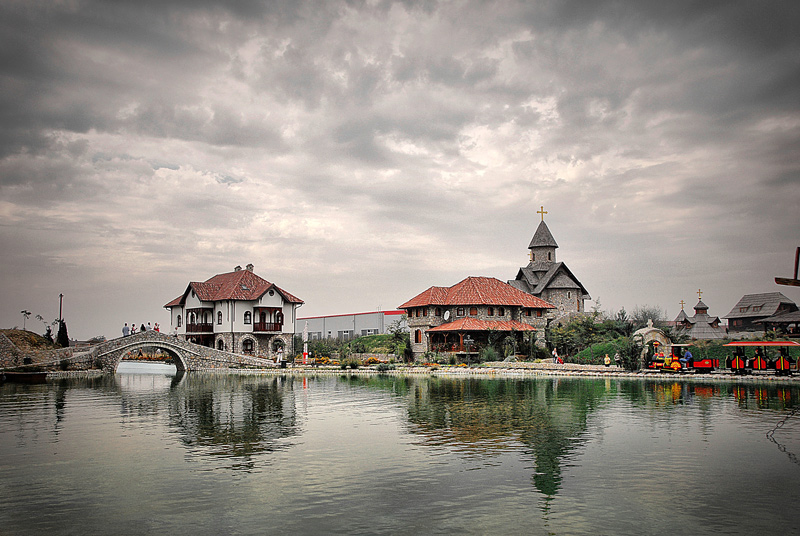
[1,363,799,535]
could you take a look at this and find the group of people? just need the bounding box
[122,322,160,336]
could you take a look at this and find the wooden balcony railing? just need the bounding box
[186,323,213,333]
[253,322,283,332]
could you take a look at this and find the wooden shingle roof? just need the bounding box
[723,292,797,319]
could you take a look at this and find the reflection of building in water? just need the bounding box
[402,377,603,498]
[165,376,301,469]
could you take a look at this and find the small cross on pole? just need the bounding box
[697,289,703,300]
[537,205,547,222]
[679,300,685,310]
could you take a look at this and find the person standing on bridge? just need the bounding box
[131,324,136,335]
[122,323,130,337]
[140,323,146,333]
[147,322,152,331]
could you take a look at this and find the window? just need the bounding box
[242,338,254,354]
[488,307,494,316]
[217,311,222,324]
[244,311,252,324]
[435,307,442,316]
[276,312,283,323]
[415,308,420,317]
[415,329,422,343]
[740,307,748,313]
[177,315,182,327]
[525,309,531,316]
[457,307,465,317]
[469,307,478,316]
[568,292,571,299]
[537,310,543,317]
[217,339,224,350]
[423,308,428,317]
[753,306,762,312]
[498,307,505,316]
[548,252,552,261]
[532,253,536,261]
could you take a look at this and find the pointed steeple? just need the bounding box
[528,220,558,249]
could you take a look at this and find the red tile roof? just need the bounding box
[399,276,555,309]
[427,317,537,332]
[164,269,303,308]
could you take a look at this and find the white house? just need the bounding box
[164,264,303,358]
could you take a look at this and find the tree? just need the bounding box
[631,305,666,328]
[56,320,70,348]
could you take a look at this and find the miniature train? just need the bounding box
[646,340,800,375]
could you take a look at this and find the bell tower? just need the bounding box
[528,206,558,265]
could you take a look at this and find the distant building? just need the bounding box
[164,264,303,358]
[297,310,407,340]
[674,297,726,340]
[508,212,591,321]
[399,276,555,359]
[723,292,798,333]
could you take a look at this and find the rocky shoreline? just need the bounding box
[37,362,800,384]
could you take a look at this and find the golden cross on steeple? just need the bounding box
[697,289,703,300]
[537,205,547,222]
[679,300,685,310]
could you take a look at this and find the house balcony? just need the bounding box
[186,323,213,333]
[253,321,283,333]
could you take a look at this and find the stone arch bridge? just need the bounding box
[89,330,277,372]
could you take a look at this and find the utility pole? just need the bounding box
[58,293,64,322]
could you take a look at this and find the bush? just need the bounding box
[480,346,499,362]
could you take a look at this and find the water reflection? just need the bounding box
[167,375,299,470]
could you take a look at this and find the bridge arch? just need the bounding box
[92,332,202,373]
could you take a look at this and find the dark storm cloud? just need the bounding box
[1,0,799,338]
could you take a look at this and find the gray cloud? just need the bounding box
[1,0,799,338]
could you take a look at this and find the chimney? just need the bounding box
[234,265,242,271]
[246,263,254,272]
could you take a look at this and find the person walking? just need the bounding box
[122,323,130,337]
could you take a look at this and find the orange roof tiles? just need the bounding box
[427,317,537,332]
[164,269,303,308]
[399,276,555,309]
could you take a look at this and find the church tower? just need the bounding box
[528,220,558,265]
[509,206,591,320]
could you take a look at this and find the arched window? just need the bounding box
[217,311,223,324]
[435,307,442,316]
[203,312,210,324]
[244,311,252,324]
[217,339,224,350]
[498,307,505,316]
[469,307,478,316]
[242,338,254,354]
[457,307,465,317]
[190,312,196,324]
[276,312,284,324]
[488,307,494,316]
[177,315,182,327]
[414,329,422,344]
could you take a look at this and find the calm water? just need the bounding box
[2,363,799,535]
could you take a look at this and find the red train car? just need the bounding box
[723,341,800,376]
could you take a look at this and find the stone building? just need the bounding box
[164,264,303,358]
[399,276,555,359]
[508,214,591,321]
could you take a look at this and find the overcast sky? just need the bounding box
[2,0,799,340]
